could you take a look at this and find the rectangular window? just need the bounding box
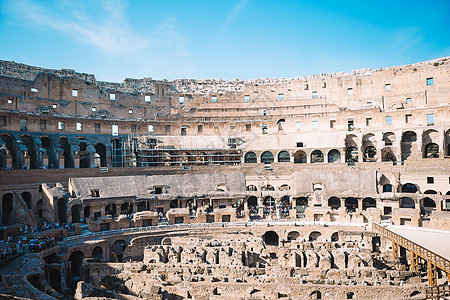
[110,93,116,101]
[297,142,304,147]
[329,120,336,129]
[148,125,154,132]
[366,118,372,126]
[278,94,284,101]
[367,101,372,107]
[165,125,171,133]
[427,177,434,184]
[145,95,151,102]
[427,113,434,126]
[211,96,217,103]
[181,127,187,136]
[72,89,78,97]
[179,96,184,104]
[244,95,250,102]
[214,125,219,133]
[228,138,237,149]
[347,88,353,95]
[58,121,65,130]
[322,82,326,88]
[197,124,203,133]
[52,104,57,109]
[406,98,412,103]
[92,107,97,112]
[112,124,118,136]
[263,110,267,116]
[347,120,354,131]
[405,114,412,123]
[304,84,309,90]
[312,91,318,99]
[296,121,301,130]
[427,78,433,86]
[0,116,6,126]
[385,116,392,125]
[385,84,391,92]
[128,109,133,114]
[230,124,235,130]
[131,124,137,133]
[312,121,318,129]
[95,123,101,133]
[31,88,38,93]
[245,124,251,131]
[262,125,268,134]
[76,122,82,131]
[7,99,13,104]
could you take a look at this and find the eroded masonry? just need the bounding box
[0,58,450,299]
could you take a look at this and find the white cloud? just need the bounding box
[223,0,250,31]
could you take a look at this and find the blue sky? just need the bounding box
[0,0,449,82]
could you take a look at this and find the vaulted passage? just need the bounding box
[2,193,13,225]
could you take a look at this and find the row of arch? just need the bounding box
[263,230,338,246]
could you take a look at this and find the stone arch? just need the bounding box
[424,190,438,194]
[310,290,322,299]
[401,183,418,193]
[92,246,103,261]
[105,203,117,216]
[57,198,67,224]
[327,149,341,163]
[421,197,436,208]
[261,184,275,191]
[279,184,291,191]
[137,201,147,212]
[293,150,307,163]
[40,136,57,169]
[1,133,22,169]
[263,231,279,246]
[362,197,376,211]
[20,134,38,169]
[263,196,275,207]
[310,150,324,163]
[246,185,257,191]
[296,197,308,213]
[244,151,257,163]
[59,137,74,168]
[345,197,358,212]
[383,132,396,146]
[94,143,107,167]
[277,150,290,162]
[345,147,358,162]
[445,129,450,156]
[363,146,377,162]
[111,240,127,262]
[331,232,339,242]
[400,197,415,209]
[261,151,274,164]
[287,231,300,241]
[67,250,84,288]
[328,197,340,210]
[309,231,322,242]
[381,147,396,162]
[401,131,417,161]
[71,204,81,223]
[2,193,14,225]
[21,192,32,209]
[120,202,133,214]
[247,196,257,208]
[424,143,439,158]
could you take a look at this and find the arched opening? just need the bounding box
[137,201,147,212]
[59,137,74,168]
[1,134,21,169]
[48,269,61,292]
[328,197,340,210]
[327,149,341,163]
[111,240,127,262]
[401,131,417,161]
[248,196,257,208]
[345,197,358,213]
[2,193,14,225]
[362,197,376,211]
[424,190,438,194]
[263,196,275,207]
[68,251,84,289]
[421,197,436,214]
[277,119,285,131]
[57,198,67,224]
[363,146,377,162]
[170,200,178,208]
[246,185,257,191]
[94,143,107,167]
[296,197,308,214]
[92,246,103,261]
[310,150,324,163]
[279,184,291,191]
[277,150,290,162]
[310,290,322,299]
[244,152,257,163]
[383,184,393,193]
[401,183,418,193]
[263,231,279,246]
[20,135,37,169]
[293,150,307,163]
[79,142,90,168]
[400,197,415,209]
[287,231,300,241]
[345,147,358,162]
[261,185,275,191]
[261,151,274,164]
[71,204,81,223]
[383,132,395,146]
[84,206,90,219]
[424,143,439,158]
[105,204,117,216]
[309,231,322,242]
[21,192,32,209]
[331,232,339,242]
[381,147,396,162]
[120,202,133,214]
[40,136,57,169]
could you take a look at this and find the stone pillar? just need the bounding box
[439,129,445,158]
